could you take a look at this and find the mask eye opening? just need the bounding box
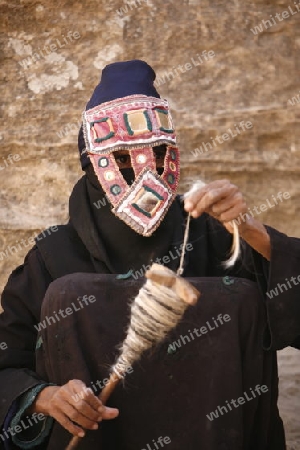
[114,150,131,168]
[153,144,167,169]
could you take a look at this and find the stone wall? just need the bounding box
[0,0,299,447]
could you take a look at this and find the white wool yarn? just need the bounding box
[112,278,189,379]
[184,180,240,268]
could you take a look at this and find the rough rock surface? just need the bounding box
[0,0,299,447]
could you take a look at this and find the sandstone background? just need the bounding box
[0,0,299,447]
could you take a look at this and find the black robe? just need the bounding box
[0,175,299,450]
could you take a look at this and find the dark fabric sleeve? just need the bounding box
[9,384,54,449]
[205,216,300,351]
[0,247,53,427]
[252,226,300,351]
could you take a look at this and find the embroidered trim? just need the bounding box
[143,185,164,200]
[112,167,176,237]
[162,146,180,193]
[86,138,175,155]
[94,131,115,143]
[89,153,128,205]
[83,95,176,155]
[123,113,134,136]
[90,117,115,143]
[154,107,174,133]
[143,110,153,132]
[132,203,152,218]
[130,147,156,179]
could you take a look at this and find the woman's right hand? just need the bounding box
[30,380,119,437]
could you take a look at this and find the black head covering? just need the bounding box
[78,166,184,274]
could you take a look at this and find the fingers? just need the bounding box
[185,180,238,218]
[185,179,230,211]
[54,411,85,438]
[101,406,119,420]
[82,388,104,413]
[69,386,119,421]
[68,383,103,416]
[209,193,247,224]
[48,380,119,437]
[211,192,244,216]
[60,402,100,431]
[216,204,245,223]
[184,180,248,224]
[184,180,229,212]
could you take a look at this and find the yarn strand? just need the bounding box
[184,181,240,268]
[177,213,191,276]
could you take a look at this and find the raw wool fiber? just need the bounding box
[184,181,241,268]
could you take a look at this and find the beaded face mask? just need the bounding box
[82,95,180,237]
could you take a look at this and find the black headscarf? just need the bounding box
[75,165,185,274]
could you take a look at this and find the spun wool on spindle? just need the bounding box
[66,265,199,450]
[111,279,189,379]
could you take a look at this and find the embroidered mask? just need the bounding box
[82,94,180,237]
